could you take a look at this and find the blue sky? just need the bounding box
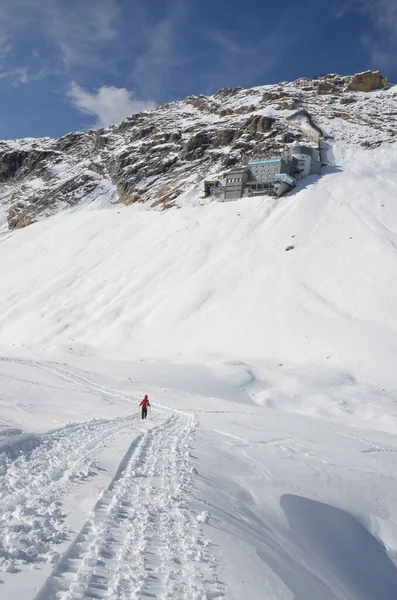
[0,0,396,139]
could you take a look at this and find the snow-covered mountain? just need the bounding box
[1,70,397,600]
[0,70,394,229]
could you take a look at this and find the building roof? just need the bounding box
[289,145,314,156]
[248,158,282,165]
[226,166,248,173]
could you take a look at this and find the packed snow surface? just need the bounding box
[1,140,397,598]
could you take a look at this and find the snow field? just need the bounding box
[1,128,397,599]
[2,143,397,399]
[0,354,397,599]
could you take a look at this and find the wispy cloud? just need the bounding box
[201,24,292,93]
[0,0,309,138]
[131,1,294,100]
[131,0,190,100]
[42,0,119,68]
[333,0,397,69]
[0,65,51,86]
[68,82,156,127]
[0,0,295,107]
[206,31,256,58]
[0,0,120,69]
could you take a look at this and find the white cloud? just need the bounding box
[68,82,156,127]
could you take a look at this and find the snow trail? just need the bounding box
[0,357,141,404]
[34,413,225,600]
[0,414,140,573]
[0,358,224,598]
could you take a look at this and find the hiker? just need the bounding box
[140,395,150,419]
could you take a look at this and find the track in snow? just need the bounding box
[0,357,225,599]
[0,356,141,405]
[35,413,225,600]
[0,356,144,574]
[0,413,140,574]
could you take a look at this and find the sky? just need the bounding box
[0,0,396,139]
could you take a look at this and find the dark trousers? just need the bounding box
[142,407,148,419]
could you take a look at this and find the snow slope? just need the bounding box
[1,132,397,596]
[1,357,397,600]
[1,143,397,397]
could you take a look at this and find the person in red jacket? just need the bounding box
[140,395,150,419]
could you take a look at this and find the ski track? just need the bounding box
[0,357,225,599]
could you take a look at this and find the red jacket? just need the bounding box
[140,396,150,408]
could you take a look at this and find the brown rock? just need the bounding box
[214,86,243,99]
[261,91,285,102]
[151,185,179,209]
[87,162,104,175]
[339,97,357,105]
[333,112,351,121]
[347,71,388,92]
[242,115,275,134]
[316,81,336,95]
[218,108,234,117]
[0,149,54,182]
[7,197,53,230]
[233,105,256,115]
[278,99,300,110]
[212,129,237,148]
[116,182,143,205]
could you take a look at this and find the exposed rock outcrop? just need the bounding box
[214,86,243,99]
[182,132,212,160]
[348,70,388,92]
[316,81,336,95]
[242,115,275,134]
[261,91,285,102]
[212,129,237,147]
[0,149,55,182]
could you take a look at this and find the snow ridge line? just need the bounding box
[34,413,225,600]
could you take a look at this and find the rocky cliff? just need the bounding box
[0,70,395,230]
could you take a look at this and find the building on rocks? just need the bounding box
[204,144,321,201]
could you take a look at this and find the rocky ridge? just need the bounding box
[0,70,395,230]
